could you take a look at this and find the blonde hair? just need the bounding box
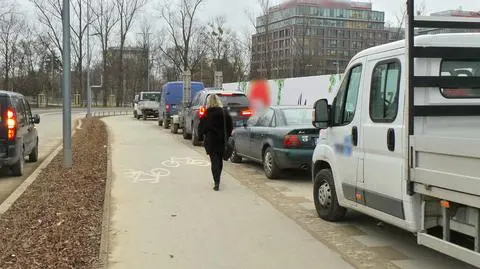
[206,94,223,108]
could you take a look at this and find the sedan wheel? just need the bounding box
[230,145,242,163]
[263,147,280,179]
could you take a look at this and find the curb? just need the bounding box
[0,118,81,215]
[98,123,113,269]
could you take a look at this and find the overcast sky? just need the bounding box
[15,0,480,51]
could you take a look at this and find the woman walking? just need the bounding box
[198,94,233,191]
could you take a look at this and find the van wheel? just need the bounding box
[29,142,39,162]
[133,111,137,118]
[263,147,280,179]
[313,169,346,222]
[192,128,201,146]
[158,119,163,126]
[11,149,25,177]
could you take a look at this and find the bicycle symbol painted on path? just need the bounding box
[124,157,211,183]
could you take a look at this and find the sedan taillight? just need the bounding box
[198,106,206,118]
[284,135,300,148]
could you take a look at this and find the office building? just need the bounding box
[250,0,399,79]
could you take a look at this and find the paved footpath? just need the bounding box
[103,116,354,269]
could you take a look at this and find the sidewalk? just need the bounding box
[103,116,354,269]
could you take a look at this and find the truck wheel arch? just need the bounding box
[313,161,332,181]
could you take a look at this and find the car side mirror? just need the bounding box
[312,99,330,129]
[32,114,40,124]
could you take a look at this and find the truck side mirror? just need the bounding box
[312,99,330,129]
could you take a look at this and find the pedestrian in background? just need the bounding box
[198,94,233,191]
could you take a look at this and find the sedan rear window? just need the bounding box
[281,108,313,125]
[440,60,480,98]
[212,94,249,106]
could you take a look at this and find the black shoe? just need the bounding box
[213,185,219,191]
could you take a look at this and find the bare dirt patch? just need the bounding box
[0,118,108,269]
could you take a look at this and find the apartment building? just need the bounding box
[250,0,399,79]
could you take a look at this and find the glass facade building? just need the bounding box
[251,0,399,79]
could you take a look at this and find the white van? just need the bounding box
[311,27,480,267]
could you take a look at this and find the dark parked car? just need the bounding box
[183,89,252,146]
[230,106,318,179]
[0,91,40,176]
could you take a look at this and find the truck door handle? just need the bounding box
[387,128,395,152]
[352,126,358,146]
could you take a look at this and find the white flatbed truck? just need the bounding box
[311,1,480,266]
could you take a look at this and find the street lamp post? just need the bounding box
[62,0,72,167]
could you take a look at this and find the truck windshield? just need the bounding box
[142,93,160,101]
[440,60,480,98]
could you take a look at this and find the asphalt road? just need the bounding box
[129,117,474,269]
[0,107,131,205]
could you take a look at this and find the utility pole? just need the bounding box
[86,0,92,117]
[62,0,72,167]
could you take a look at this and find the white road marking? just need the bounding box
[123,168,170,183]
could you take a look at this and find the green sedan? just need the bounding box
[230,106,319,179]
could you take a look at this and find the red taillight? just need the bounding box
[6,108,16,140]
[198,106,206,118]
[284,135,300,148]
[241,109,253,117]
[166,104,170,112]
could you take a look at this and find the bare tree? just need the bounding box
[0,9,25,90]
[29,0,63,58]
[158,0,207,75]
[91,0,119,106]
[114,0,146,106]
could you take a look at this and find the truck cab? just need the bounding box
[311,31,480,266]
[133,91,160,120]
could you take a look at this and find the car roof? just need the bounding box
[202,89,246,95]
[351,33,480,63]
[0,90,24,98]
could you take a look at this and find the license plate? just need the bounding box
[236,120,244,127]
[230,111,238,116]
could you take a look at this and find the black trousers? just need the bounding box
[209,152,223,185]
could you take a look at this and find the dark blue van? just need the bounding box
[158,81,205,128]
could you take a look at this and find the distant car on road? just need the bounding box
[133,91,161,120]
[158,81,205,128]
[230,106,318,179]
[183,88,252,146]
[0,91,40,176]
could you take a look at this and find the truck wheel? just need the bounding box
[11,148,25,177]
[263,147,280,179]
[133,111,137,119]
[171,123,179,134]
[313,169,346,222]
[192,128,201,146]
[142,113,147,120]
[163,118,169,129]
[29,141,39,162]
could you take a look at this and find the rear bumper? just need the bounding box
[273,148,314,170]
[0,145,21,167]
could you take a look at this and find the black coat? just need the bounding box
[198,107,233,155]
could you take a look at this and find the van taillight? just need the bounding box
[6,108,16,140]
[284,135,300,148]
[198,106,206,118]
[166,104,170,112]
